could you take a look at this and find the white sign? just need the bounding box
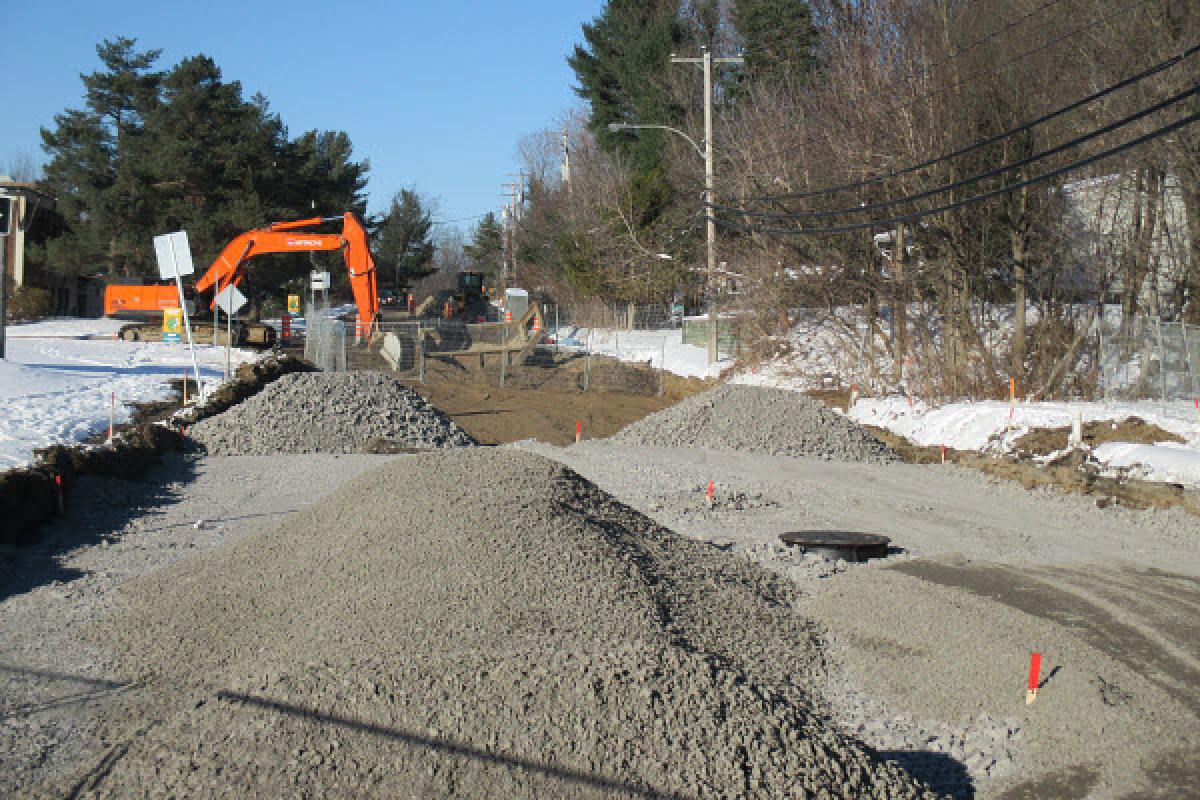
[214,284,248,316]
[311,270,331,290]
[153,231,195,280]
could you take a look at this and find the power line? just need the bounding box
[721,83,1199,220]
[745,41,1198,202]
[716,111,1198,236]
[746,0,1158,168]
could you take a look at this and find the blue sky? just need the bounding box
[3,0,604,233]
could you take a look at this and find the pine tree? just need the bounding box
[568,0,689,172]
[39,36,370,310]
[375,189,435,291]
[732,0,817,81]
[464,213,504,282]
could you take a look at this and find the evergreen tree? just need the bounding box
[732,0,817,81]
[568,0,689,172]
[375,189,435,291]
[464,212,503,282]
[41,37,163,276]
[39,36,370,311]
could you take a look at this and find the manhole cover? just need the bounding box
[779,530,891,562]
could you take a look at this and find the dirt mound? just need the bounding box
[189,371,475,455]
[614,384,898,463]
[70,449,933,798]
[1012,416,1185,457]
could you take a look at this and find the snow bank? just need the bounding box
[549,326,728,379]
[1,321,260,468]
[1092,442,1200,486]
[847,397,1198,452]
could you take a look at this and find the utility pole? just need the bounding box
[672,46,742,364]
[892,223,907,384]
[0,191,14,361]
[502,181,520,290]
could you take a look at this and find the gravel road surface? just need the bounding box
[513,439,1200,798]
[31,449,935,799]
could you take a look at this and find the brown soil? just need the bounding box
[1012,417,1184,457]
[814,396,1200,518]
[344,341,711,446]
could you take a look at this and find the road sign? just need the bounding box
[163,307,183,343]
[287,294,301,314]
[310,270,330,290]
[153,231,194,280]
[214,284,248,316]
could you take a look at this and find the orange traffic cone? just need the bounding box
[504,309,513,323]
[532,314,541,334]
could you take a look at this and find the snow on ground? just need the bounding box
[5,317,129,339]
[1,319,259,469]
[548,325,729,379]
[847,397,1199,451]
[849,396,1200,486]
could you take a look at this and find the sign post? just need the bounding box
[214,284,247,381]
[154,231,203,400]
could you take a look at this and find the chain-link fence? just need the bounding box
[303,304,347,372]
[1097,315,1200,401]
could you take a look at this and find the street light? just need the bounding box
[608,46,741,364]
[608,120,721,363]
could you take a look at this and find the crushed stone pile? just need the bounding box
[189,371,476,455]
[70,449,934,798]
[613,384,897,462]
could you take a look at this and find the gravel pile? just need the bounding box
[613,384,897,462]
[189,371,475,454]
[74,449,934,798]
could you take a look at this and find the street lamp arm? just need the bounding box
[607,123,704,161]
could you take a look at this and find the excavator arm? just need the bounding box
[194,212,379,334]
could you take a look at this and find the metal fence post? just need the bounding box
[418,325,426,383]
[659,336,666,397]
[584,328,592,392]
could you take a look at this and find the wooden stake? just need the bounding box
[575,420,582,444]
[706,480,715,510]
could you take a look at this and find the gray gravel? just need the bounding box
[612,384,896,462]
[510,439,1200,799]
[189,371,476,455]
[56,449,936,799]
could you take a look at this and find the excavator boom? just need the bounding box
[194,212,378,334]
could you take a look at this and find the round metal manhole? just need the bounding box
[779,531,891,562]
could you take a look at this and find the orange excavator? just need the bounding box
[109,213,379,346]
[195,212,379,335]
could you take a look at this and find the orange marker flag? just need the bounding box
[1026,652,1042,704]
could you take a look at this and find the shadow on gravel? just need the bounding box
[875,749,973,799]
[217,690,696,800]
[0,454,198,604]
[0,664,134,721]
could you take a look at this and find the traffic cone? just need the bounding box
[354,314,363,345]
[505,309,513,323]
[532,314,541,334]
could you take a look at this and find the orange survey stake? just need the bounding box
[1026,652,1042,704]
